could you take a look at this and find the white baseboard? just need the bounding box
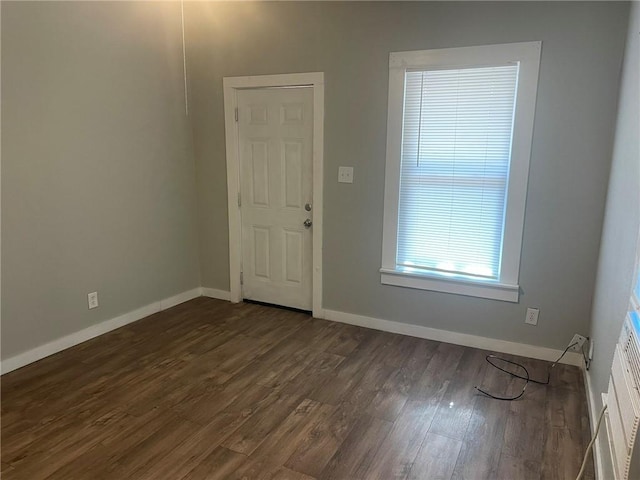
[201,287,231,301]
[584,368,606,480]
[1,288,582,377]
[0,287,202,375]
[321,309,583,367]
[159,288,202,310]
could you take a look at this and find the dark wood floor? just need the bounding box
[1,297,594,479]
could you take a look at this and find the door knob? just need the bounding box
[305,203,312,212]
[303,219,312,228]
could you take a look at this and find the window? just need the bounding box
[381,42,541,302]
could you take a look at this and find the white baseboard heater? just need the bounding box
[603,312,640,479]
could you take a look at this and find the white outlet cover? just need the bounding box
[525,307,539,325]
[88,292,99,309]
[338,166,354,184]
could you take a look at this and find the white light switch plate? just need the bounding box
[338,166,354,184]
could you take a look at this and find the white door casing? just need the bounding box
[223,73,324,317]
[238,87,313,310]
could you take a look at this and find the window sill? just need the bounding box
[380,268,520,302]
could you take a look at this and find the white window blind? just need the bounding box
[397,65,519,280]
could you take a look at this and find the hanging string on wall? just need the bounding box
[181,0,188,116]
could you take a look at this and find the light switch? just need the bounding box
[338,166,354,184]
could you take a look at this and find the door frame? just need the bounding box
[223,72,324,317]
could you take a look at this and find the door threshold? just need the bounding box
[243,299,311,316]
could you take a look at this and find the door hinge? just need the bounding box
[237,192,241,207]
[240,271,243,285]
[235,107,238,122]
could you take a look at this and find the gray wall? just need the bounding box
[588,2,640,477]
[185,2,628,350]
[1,1,631,364]
[1,2,201,359]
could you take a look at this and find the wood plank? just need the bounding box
[366,337,441,422]
[171,375,270,426]
[366,367,411,422]
[541,427,585,480]
[549,362,583,392]
[254,339,320,389]
[325,324,371,357]
[502,406,546,465]
[180,446,248,480]
[284,402,360,477]
[451,397,509,480]
[134,384,273,479]
[428,347,488,440]
[308,332,389,405]
[228,398,332,480]
[1,412,81,464]
[504,353,549,407]
[221,390,303,456]
[546,386,584,431]
[362,398,444,480]
[100,415,201,479]
[450,360,511,480]
[501,354,548,465]
[410,342,466,400]
[319,415,392,480]
[19,409,168,480]
[577,374,596,480]
[270,467,316,480]
[408,432,462,480]
[496,453,539,480]
[372,333,417,368]
[287,317,343,348]
[239,308,307,342]
[279,351,345,398]
[336,356,397,418]
[196,333,275,376]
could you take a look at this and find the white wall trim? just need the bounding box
[380,269,519,303]
[222,72,325,318]
[0,287,202,375]
[201,287,231,301]
[159,288,202,310]
[321,308,583,367]
[584,368,606,480]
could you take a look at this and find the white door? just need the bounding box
[237,87,313,310]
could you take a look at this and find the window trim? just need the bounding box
[380,42,542,302]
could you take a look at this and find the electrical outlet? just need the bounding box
[338,166,354,184]
[525,307,539,325]
[569,334,587,352]
[88,291,99,310]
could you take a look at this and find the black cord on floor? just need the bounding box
[474,342,578,401]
